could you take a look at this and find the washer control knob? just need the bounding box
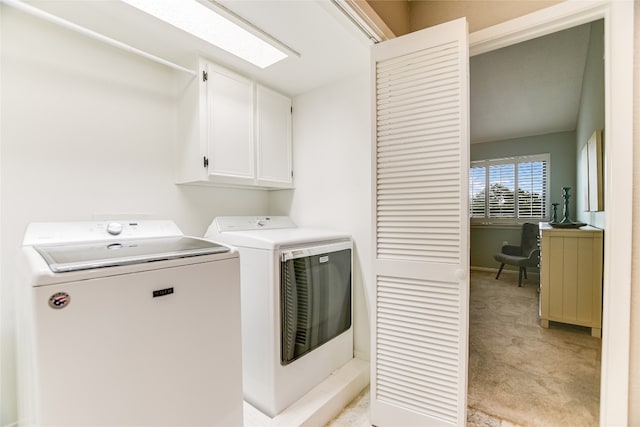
[106,222,123,236]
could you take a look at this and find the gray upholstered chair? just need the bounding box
[494,223,540,287]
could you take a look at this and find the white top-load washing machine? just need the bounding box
[205,216,353,417]
[17,220,244,427]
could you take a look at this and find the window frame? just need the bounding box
[470,153,551,225]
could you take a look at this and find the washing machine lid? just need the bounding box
[34,236,229,273]
[206,216,350,250]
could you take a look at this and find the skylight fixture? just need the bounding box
[121,0,290,68]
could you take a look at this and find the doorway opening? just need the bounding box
[467,20,604,425]
[468,2,633,425]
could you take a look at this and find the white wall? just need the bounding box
[1,8,269,424]
[270,73,372,360]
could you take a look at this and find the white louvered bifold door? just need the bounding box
[371,18,470,427]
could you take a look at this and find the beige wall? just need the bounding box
[366,0,561,35]
[408,0,562,33]
[367,0,411,36]
[630,3,639,424]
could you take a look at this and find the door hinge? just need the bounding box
[202,70,208,82]
[203,156,209,168]
[290,106,293,114]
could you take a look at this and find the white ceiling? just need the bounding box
[20,0,371,97]
[470,23,591,143]
[18,1,592,143]
[216,0,371,95]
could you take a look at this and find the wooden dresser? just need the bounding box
[538,223,603,337]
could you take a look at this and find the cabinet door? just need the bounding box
[539,226,603,335]
[256,85,292,188]
[205,63,254,182]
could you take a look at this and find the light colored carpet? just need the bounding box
[468,270,601,426]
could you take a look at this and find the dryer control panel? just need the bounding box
[213,216,296,232]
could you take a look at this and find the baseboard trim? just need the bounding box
[471,266,540,278]
[471,266,499,273]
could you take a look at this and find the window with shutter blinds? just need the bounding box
[469,154,549,224]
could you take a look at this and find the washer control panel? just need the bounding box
[23,220,183,246]
[106,222,124,236]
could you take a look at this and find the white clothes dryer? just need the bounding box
[205,216,353,417]
[17,220,244,427]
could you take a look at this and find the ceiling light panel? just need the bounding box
[121,0,288,68]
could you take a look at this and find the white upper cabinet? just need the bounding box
[175,58,293,189]
[256,84,293,188]
[206,63,255,183]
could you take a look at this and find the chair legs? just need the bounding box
[518,267,525,287]
[497,264,528,286]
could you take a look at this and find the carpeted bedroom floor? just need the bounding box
[467,270,601,426]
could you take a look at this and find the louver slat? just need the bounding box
[375,275,460,424]
[376,41,461,265]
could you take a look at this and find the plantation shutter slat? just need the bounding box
[469,166,486,218]
[371,18,470,427]
[488,164,515,217]
[518,160,548,218]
